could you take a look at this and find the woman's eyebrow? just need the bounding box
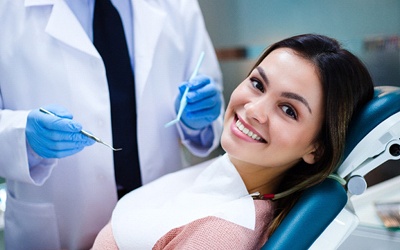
[256,66,312,114]
[256,66,269,85]
[282,92,312,114]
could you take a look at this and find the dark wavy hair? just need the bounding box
[250,34,374,235]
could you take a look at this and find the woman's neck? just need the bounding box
[228,155,287,195]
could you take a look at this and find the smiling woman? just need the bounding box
[92,34,374,249]
[221,47,325,207]
[245,34,374,234]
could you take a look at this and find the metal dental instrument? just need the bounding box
[39,108,122,151]
[165,51,205,128]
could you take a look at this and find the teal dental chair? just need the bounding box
[262,86,400,249]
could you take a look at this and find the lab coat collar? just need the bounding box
[131,0,167,104]
[25,0,99,58]
[25,0,55,5]
[24,0,168,104]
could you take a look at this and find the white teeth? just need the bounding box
[235,120,262,141]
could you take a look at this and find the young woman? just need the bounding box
[92,34,374,249]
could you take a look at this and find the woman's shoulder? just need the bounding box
[254,199,276,220]
[91,222,118,250]
[153,200,275,250]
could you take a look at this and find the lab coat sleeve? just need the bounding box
[0,109,56,185]
[176,0,224,157]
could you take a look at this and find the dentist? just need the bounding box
[0,0,223,249]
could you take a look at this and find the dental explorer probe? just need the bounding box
[164,51,205,127]
[39,107,122,151]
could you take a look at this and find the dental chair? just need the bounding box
[261,86,400,250]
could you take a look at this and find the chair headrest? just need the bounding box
[342,86,400,165]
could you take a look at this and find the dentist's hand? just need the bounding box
[26,105,95,159]
[175,75,222,130]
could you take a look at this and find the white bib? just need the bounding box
[112,154,256,249]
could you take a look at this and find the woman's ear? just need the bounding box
[302,143,324,164]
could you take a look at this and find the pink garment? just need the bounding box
[92,222,118,250]
[92,200,274,250]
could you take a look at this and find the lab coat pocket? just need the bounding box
[4,191,61,250]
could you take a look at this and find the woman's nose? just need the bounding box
[244,98,269,124]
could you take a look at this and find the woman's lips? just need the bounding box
[233,116,267,143]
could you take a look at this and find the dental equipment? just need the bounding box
[164,51,205,128]
[39,108,122,151]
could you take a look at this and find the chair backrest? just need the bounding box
[261,86,400,250]
[262,178,347,250]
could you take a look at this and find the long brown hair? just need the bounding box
[250,34,374,235]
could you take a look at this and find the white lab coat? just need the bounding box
[0,0,223,249]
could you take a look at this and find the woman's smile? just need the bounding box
[232,115,266,143]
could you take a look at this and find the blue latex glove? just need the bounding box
[175,75,222,130]
[26,105,95,159]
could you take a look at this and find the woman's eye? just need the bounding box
[250,78,264,92]
[281,105,298,120]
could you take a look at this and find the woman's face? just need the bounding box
[221,48,324,174]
